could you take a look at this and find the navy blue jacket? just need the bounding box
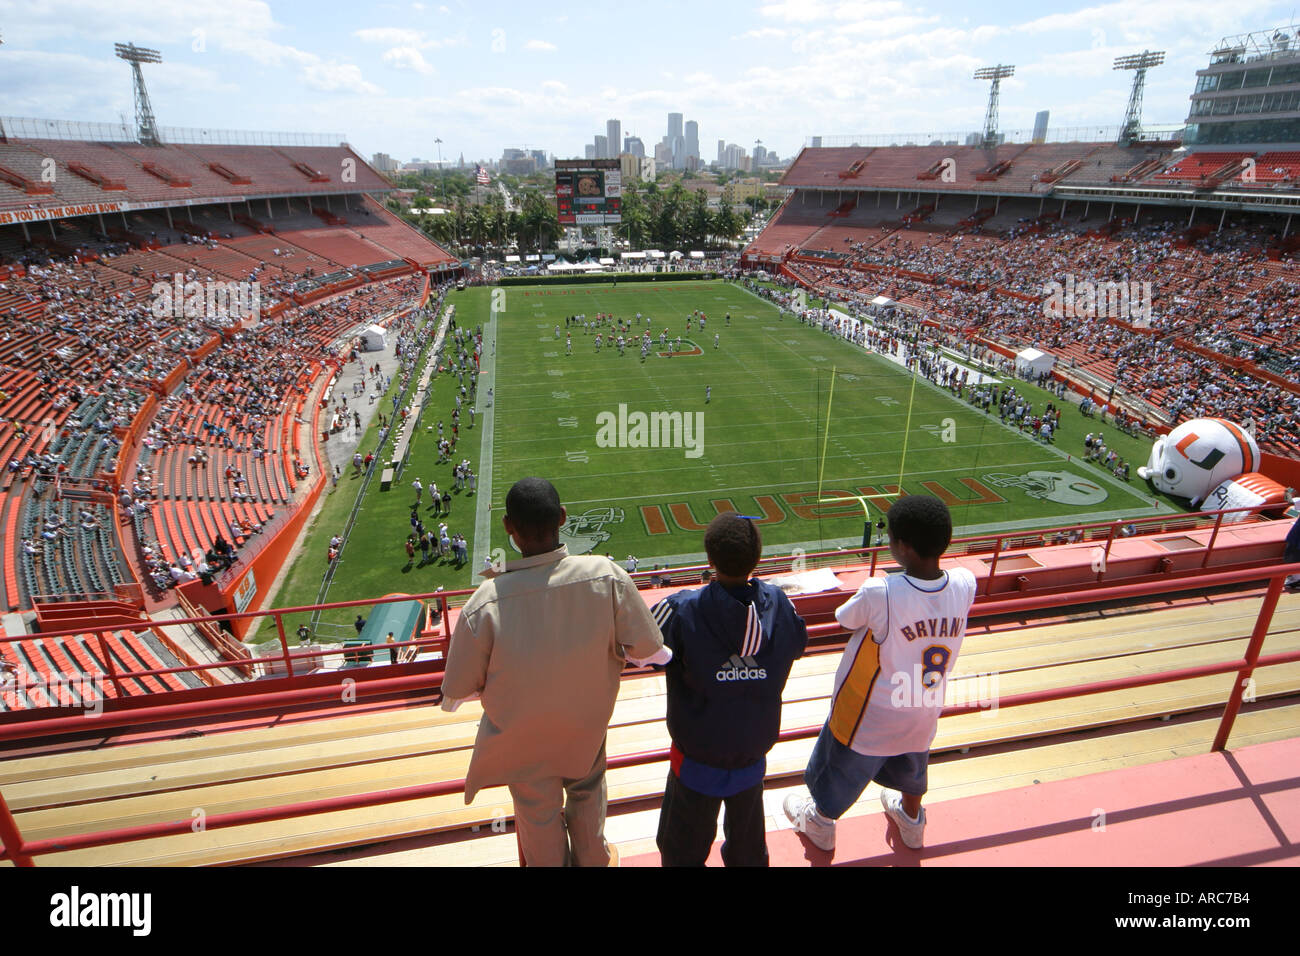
[652,579,807,770]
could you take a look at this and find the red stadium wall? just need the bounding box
[1262,453,1300,492]
[212,469,326,640]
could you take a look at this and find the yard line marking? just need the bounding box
[489,457,1070,508]
[471,302,500,575]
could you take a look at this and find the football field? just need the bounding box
[472,278,1177,568]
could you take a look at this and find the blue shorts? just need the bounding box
[804,724,929,820]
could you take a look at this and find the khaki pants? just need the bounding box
[508,741,610,867]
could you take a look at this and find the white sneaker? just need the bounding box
[880,789,926,849]
[783,791,836,852]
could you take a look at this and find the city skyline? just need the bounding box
[580,112,780,170]
[2,0,1298,165]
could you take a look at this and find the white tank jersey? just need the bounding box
[828,568,977,756]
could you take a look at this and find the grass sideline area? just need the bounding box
[267,304,480,642]
[268,278,1184,643]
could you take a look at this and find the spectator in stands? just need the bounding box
[785,495,977,852]
[651,514,807,866]
[440,476,670,866]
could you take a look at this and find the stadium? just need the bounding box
[1,7,1298,892]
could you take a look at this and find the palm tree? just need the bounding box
[468,206,488,247]
[714,203,742,243]
[686,189,711,247]
[519,193,559,251]
[619,188,649,247]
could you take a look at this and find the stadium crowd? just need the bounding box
[0,236,434,606]
[763,216,1299,454]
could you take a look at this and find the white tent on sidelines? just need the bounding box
[620,251,646,260]
[598,257,615,265]
[689,251,705,259]
[546,261,602,272]
[1016,347,1055,377]
[360,324,388,351]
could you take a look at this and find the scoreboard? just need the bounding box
[556,158,622,226]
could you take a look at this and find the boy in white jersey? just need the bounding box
[784,495,976,852]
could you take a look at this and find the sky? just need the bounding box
[1,0,1298,165]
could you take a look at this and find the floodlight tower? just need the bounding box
[973,65,1015,148]
[114,42,163,145]
[0,32,6,143]
[1114,50,1165,146]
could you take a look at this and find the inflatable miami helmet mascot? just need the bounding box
[1137,418,1261,508]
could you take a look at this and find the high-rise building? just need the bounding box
[668,112,683,143]
[654,138,673,168]
[371,152,400,173]
[624,135,645,157]
[685,120,699,166]
[620,153,657,183]
[722,143,748,170]
[500,147,542,175]
[670,136,685,170]
[606,119,621,159]
[594,134,608,159]
[717,139,726,165]
[585,144,596,159]
[1032,110,1050,143]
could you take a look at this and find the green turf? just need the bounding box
[484,278,1181,567]
[266,308,483,641]
[269,278,1186,641]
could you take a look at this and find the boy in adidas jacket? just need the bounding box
[652,513,807,866]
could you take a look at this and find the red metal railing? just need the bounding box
[625,502,1282,594]
[1,561,1296,867]
[0,503,1287,725]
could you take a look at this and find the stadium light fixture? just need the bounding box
[973,65,1015,148]
[435,137,446,204]
[115,42,163,145]
[1114,51,1165,146]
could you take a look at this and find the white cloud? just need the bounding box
[759,0,908,22]
[525,39,557,52]
[4,0,383,97]
[354,27,468,49]
[356,27,425,46]
[382,47,436,74]
[301,62,382,95]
